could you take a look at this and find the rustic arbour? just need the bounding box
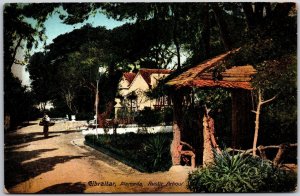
[166,48,257,166]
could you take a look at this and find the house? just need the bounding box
[115,68,172,119]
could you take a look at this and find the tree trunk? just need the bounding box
[271,3,295,20]
[212,3,232,51]
[273,144,287,166]
[242,3,256,30]
[170,92,183,166]
[254,2,264,23]
[202,3,211,59]
[257,145,267,159]
[252,100,261,156]
[9,36,23,72]
[172,5,181,70]
[203,107,221,167]
[203,115,213,166]
[252,89,277,156]
[208,117,221,154]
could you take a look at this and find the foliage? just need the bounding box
[4,73,40,129]
[134,107,162,126]
[162,107,173,124]
[116,106,136,120]
[27,25,122,115]
[187,151,297,193]
[194,88,231,111]
[5,2,297,145]
[256,54,297,144]
[4,3,57,71]
[75,112,94,121]
[85,132,172,172]
[140,134,172,172]
[27,52,57,110]
[4,3,58,127]
[134,107,173,126]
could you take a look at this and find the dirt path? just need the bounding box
[5,122,191,193]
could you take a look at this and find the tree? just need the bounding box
[4,72,37,129]
[251,54,296,156]
[27,52,57,111]
[28,25,111,116]
[4,3,59,127]
[233,3,296,153]
[100,2,245,165]
[4,3,58,72]
[55,2,296,164]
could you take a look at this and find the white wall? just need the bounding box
[128,73,152,110]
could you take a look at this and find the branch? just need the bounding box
[228,143,297,154]
[261,94,277,105]
[226,148,253,155]
[180,141,195,152]
[11,36,23,67]
[251,110,257,114]
[13,59,26,65]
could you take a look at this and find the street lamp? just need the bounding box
[95,66,106,137]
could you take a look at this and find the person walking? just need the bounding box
[41,114,50,138]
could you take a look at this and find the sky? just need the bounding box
[38,8,127,47]
[12,6,127,87]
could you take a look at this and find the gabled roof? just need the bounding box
[139,68,172,86]
[167,48,257,90]
[123,72,136,85]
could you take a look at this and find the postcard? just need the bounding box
[3,1,297,193]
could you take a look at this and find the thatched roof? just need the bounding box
[166,49,257,90]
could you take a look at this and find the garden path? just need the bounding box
[5,121,191,193]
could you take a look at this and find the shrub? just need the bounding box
[187,151,297,193]
[162,107,173,125]
[134,107,162,126]
[85,132,172,173]
[76,112,94,121]
[139,134,172,172]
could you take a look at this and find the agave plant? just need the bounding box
[187,150,297,193]
[141,134,171,172]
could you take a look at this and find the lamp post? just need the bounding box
[95,66,106,137]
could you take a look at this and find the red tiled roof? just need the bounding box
[167,48,257,90]
[139,68,172,86]
[123,72,136,85]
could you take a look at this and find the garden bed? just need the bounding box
[85,132,173,173]
[82,125,172,135]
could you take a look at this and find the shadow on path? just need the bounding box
[5,134,60,146]
[4,144,31,151]
[4,130,80,147]
[18,122,39,129]
[35,182,86,193]
[5,148,57,189]
[5,147,85,189]
[81,143,138,175]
